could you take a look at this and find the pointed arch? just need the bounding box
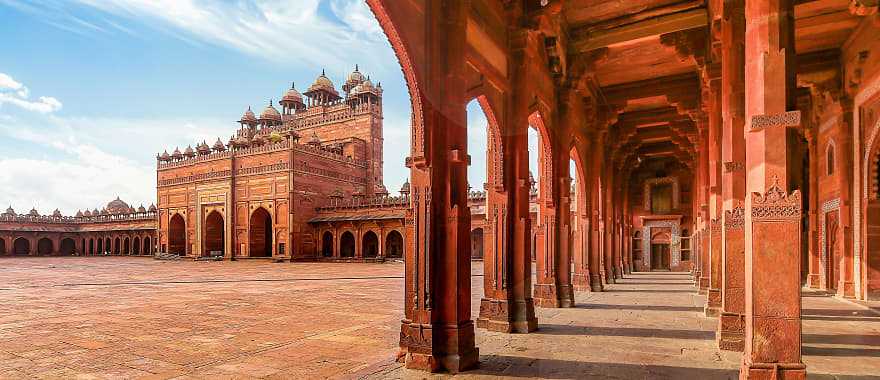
[169,213,186,255]
[249,207,273,257]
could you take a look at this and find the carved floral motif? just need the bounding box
[750,176,802,221]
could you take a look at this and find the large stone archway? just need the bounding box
[385,230,403,259]
[60,238,75,256]
[321,231,333,257]
[249,207,272,257]
[204,210,225,257]
[13,238,29,256]
[362,231,379,258]
[37,238,53,256]
[340,231,355,257]
[169,213,186,256]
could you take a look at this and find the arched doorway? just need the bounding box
[471,228,484,259]
[37,238,53,255]
[204,210,225,256]
[89,238,95,255]
[385,230,403,258]
[133,237,141,255]
[363,231,379,258]
[60,238,76,255]
[123,237,130,255]
[104,237,111,254]
[114,237,121,255]
[0,238,5,255]
[97,238,104,255]
[144,236,152,254]
[650,230,672,271]
[169,213,186,255]
[249,207,272,257]
[340,231,355,257]
[13,238,29,255]
[322,231,333,257]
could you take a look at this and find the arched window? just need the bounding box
[826,142,835,176]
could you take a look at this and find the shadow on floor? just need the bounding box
[803,345,880,357]
[803,314,880,322]
[469,354,739,379]
[803,333,880,346]
[535,324,715,340]
[604,289,696,293]
[612,281,695,285]
[575,303,702,312]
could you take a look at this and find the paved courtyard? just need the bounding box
[0,257,877,379]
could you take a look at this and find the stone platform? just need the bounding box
[0,257,877,379]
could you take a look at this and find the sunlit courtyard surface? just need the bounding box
[1,257,878,379]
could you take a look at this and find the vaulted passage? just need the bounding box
[204,211,224,257]
[168,214,186,256]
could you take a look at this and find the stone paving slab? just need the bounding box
[0,257,878,379]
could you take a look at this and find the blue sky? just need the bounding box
[0,0,545,215]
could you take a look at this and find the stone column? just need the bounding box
[477,60,537,331]
[604,160,616,283]
[717,0,747,353]
[553,103,576,306]
[805,129,821,289]
[533,111,565,308]
[392,0,478,372]
[698,125,711,293]
[706,70,723,317]
[740,0,805,377]
[573,134,592,291]
[589,132,605,291]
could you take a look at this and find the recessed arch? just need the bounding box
[385,230,404,259]
[169,213,186,256]
[97,238,104,255]
[133,237,141,255]
[60,238,76,256]
[321,231,334,257]
[0,237,5,255]
[123,237,130,255]
[826,139,836,176]
[13,237,29,256]
[362,230,379,258]
[249,207,273,257]
[37,238,53,255]
[114,237,121,255]
[144,236,152,254]
[470,228,484,259]
[340,231,355,257]
[104,237,111,254]
[204,210,225,257]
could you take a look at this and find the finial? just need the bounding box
[355,64,359,71]
[291,81,295,89]
[247,106,252,111]
[322,68,326,76]
[269,99,273,106]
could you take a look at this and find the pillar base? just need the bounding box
[589,275,605,292]
[805,274,821,289]
[740,361,806,380]
[399,321,479,373]
[705,288,721,317]
[698,277,709,294]
[573,273,591,292]
[476,298,537,333]
[837,281,856,298]
[614,267,624,279]
[558,284,575,308]
[717,312,745,351]
[533,283,560,308]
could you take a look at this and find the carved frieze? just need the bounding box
[749,110,802,130]
[724,206,745,230]
[723,161,744,173]
[750,176,802,221]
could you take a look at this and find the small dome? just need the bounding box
[212,138,226,152]
[107,197,130,214]
[240,106,257,124]
[375,183,389,195]
[160,150,170,161]
[148,204,157,212]
[83,209,92,217]
[75,210,83,217]
[92,208,100,215]
[3,206,14,215]
[28,207,40,216]
[259,100,282,123]
[52,209,62,217]
[197,141,211,154]
[137,204,146,213]
[306,70,341,99]
[183,145,196,157]
[171,147,182,159]
[400,180,411,194]
[344,65,366,93]
[281,83,304,104]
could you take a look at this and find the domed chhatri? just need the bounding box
[239,106,257,125]
[28,207,40,216]
[343,64,366,93]
[106,197,130,215]
[258,100,283,127]
[3,205,14,216]
[304,69,341,104]
[52,209,62,217]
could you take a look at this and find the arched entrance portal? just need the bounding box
[385,230,403,258]
[650,230,672,271]
[37,238,53,255]
[60,238,76,255]
[471,228,484,259]
[363,231,379,258]
[249,207,272,257]
[322,231,333,257]
[13,238,29,255]
[169,213,186,256]
[204,211,225,257]
[340,231,355,257]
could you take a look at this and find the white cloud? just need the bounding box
[0,73,63,114]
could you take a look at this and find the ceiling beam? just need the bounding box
[571,8,708,53]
